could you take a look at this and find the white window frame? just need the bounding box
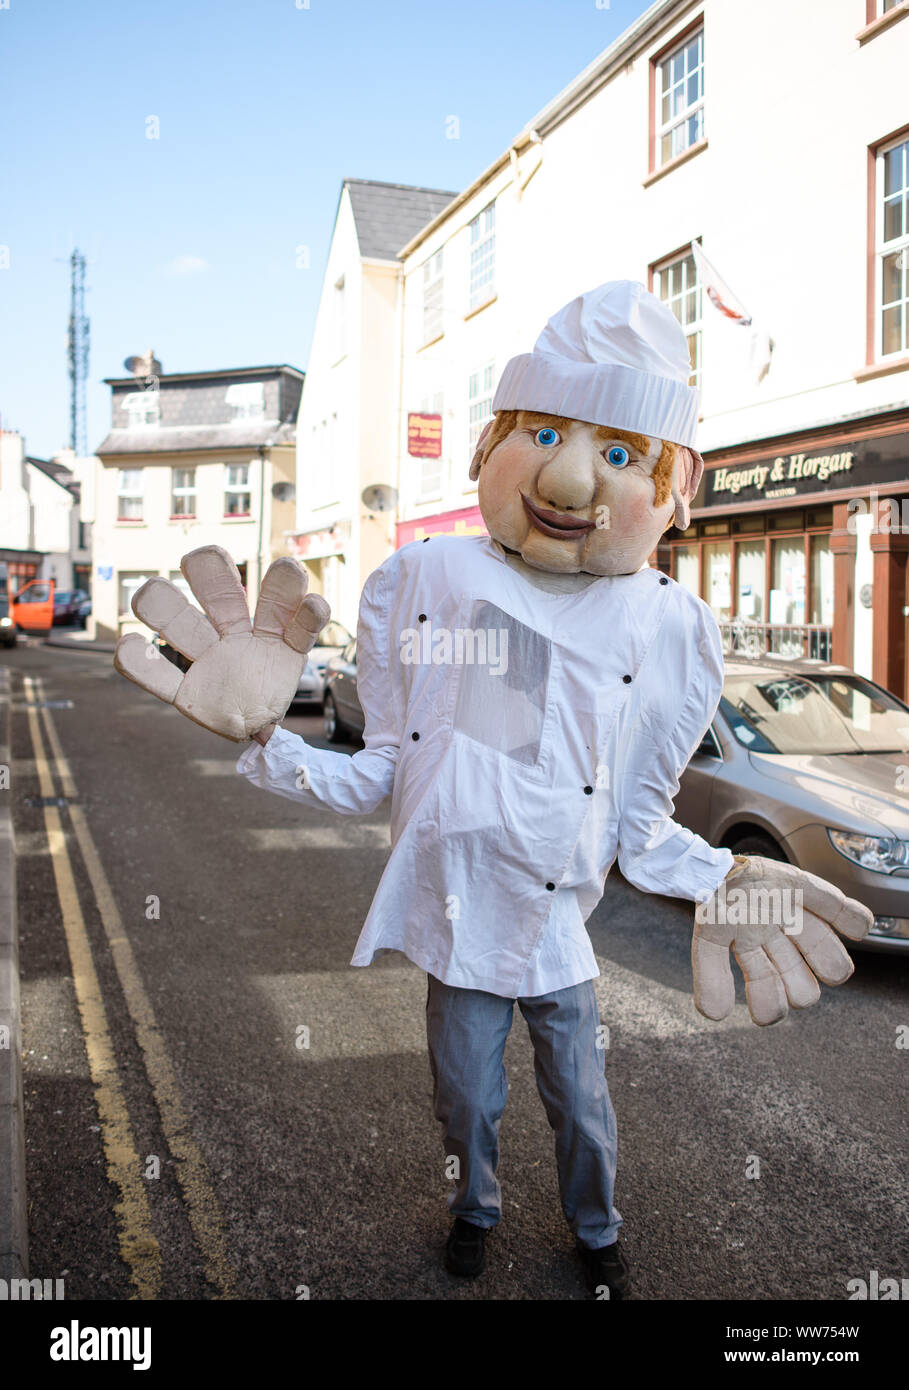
[117,468,144,521]
[468,204,496,311]
[119,570,155,620]
[468,363,495,460]
[422,250,444,344]
[881,1,902,15]
[656,27,705,168]
[417,392,445,501]
[225,382,265,421]
[652,251,702,389]
[170,467,197,518]
[224,462,251,517]
[122,391,160,428]
[876,133,909,360]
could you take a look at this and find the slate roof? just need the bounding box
[26,455,79,495]
[344,179,458,261]
[95,420,296,458]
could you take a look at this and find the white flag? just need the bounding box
[690,240,774,383]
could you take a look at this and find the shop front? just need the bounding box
[656,407,909,699]
[396,503,487,548]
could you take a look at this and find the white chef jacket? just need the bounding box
[236,534,734,998]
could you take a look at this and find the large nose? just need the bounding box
[536,434,598,511]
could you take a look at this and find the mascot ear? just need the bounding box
[672,446,704,532]
[469,420,495,482]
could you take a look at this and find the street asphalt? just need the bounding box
[3,638,908,1300]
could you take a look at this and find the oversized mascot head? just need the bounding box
[470,280,704,577]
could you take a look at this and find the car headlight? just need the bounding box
[827,828,909,874]
[0,616,12,627]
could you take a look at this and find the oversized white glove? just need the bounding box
[113,545,331,742]
[692,854,873,1026]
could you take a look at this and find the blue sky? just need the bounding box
[0,0,654,459]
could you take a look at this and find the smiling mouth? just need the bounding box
[521,493,596,540]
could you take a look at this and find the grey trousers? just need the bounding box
[425,973,623,1250]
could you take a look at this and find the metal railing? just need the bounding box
[719,619,833,662]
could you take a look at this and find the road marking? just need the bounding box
[34,676,239,1299]
[23,677,162,1299]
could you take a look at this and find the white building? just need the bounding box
[293,1,909,694]
[393,0,909,695]
[0,429,90,594]
[293,179,456,630]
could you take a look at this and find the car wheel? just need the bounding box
[323,693,346,743]
[728,832,788,862]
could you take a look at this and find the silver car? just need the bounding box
[675,658,909,953]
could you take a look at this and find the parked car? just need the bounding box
[0,591,17,647]
[675,657,909,953]
[292,620,354,709]
[52,588,90,626]
[76,595,91,629]
[322,640,364,742]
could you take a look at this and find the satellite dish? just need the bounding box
[123,350,162,378]
[361,483,398,513]
[271,481,296,503]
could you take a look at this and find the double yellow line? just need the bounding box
[24,675,237,1299]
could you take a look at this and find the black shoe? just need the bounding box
[445,1218,488,1277]
[576,1238,631,1299]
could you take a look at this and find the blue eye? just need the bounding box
[606,445,630,467]
[534,427,560,447]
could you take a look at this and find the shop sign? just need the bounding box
[697,429,909,508]
[407,413,442,459]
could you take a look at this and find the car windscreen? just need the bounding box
[721,673,909,755]
[0,594,8,617]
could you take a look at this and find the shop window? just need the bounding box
[805,506,833,528]
[732,515,763,533]
[704,540,731,622]
[809,536,834,627]
[674,544,699,596]
[877,134,909,358]
[768,510,803,531]
[701,519,728,536]
[770,538,806,625]
[655,27,705,168]
[736,542,766,622]
[653,250,702,388]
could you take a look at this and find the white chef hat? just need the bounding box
[491,280,700,448]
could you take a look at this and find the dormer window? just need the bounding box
[226,382,265,421]
[123,391,160,428]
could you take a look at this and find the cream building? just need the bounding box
[92,362,302,642]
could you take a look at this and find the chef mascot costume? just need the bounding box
[114,281,872,1299]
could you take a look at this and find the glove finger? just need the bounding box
[253,558,309,640]
[692,934,736,1020]
[762,927,821,1009]
[732,943,788,1025]
[181,546,252,637]
[132,577,219,662]
[790,910,855,987]
[283,593,332,655]
[757,858,872,942]
[114,633,183,703]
